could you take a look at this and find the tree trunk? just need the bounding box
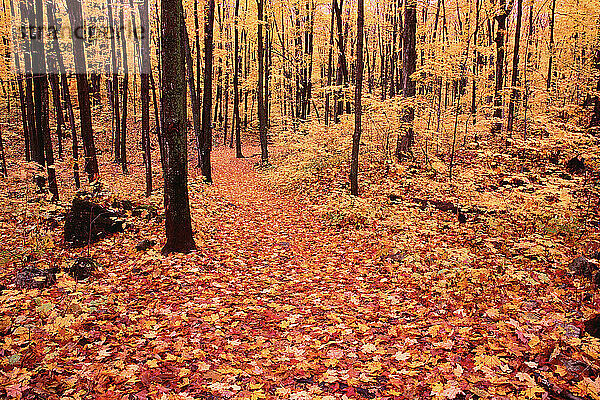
[160,0,196,254]
[20,2,38,164]
[233,0,243,157]
[257,0,268,165]
[51,0,81,188]
[546,0,556,90]
[183,24,202,164]
[45,16,64,161]
[107,0,121,163]
[139,0,152,196]
[201,0,215,181]
[66,0,100,182]
[32,0,58,200]
[350,0,364,196]
[120,8,129,174]
[325,0,335,125]
[397,0,417,161]
[491,0,507,134]
[9,0,30,161]
[507,0,523,132]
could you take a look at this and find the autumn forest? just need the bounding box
[1,0,600,398]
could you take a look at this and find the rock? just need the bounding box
[566,156,586,175]
[64,198,124,247]
[68,257,99,281]
[15,266,57,289]
[584,314,600,338]
[568,256,597,279]
[135,239,156,251]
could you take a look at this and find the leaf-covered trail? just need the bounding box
[198,145,379,277]
[2,144,597,400]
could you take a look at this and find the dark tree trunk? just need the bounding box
[403,0,417,98]
[66,0,100,182]
[51,1,81,188]
[120,8,129,174]
[9,0,29,161]
[333,0,349,118]
[547,0,556,90]
[590,44,600,128]
[0,124,5,177]
[397,0,417,161]
[257,0,268,164]
[195,0,202,108]
[350,0,364,196]
[160,0,196,254]
[201,0,215,181]
[183,24,202,164]
[139,0,152,196]
[471,0,480,123]
[107,0,120,163]
[491,0,507,134]
[45,11,64,161]
[233,0,243,157]
[507,0,523,132]
[32,0,58,200]
[20,2,38,164]
[325,0,334,125]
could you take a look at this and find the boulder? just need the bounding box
[64,198,124,247]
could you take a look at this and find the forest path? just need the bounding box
[191,145,381,277]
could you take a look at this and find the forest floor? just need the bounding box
[1,110,600,399]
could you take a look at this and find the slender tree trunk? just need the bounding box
[201,0,215,181]
[160,0,196,254]
[21,2,38,164]
[350,0,364,196]
[0,124,6,177]
[471,0,480,124]
[32,0,58,200]
[139,0,152,196]
[397,0,417,160]
[491,0,507,134]
[257,0,268,164]
[195,0,202,109]
[325,0,335,125]
[233,0,243,157]
[9,0,29,161]
[45,16,64,162]
[66,0,100,181]
[546,0,556,90]
[120,8,129,174]
[54,15,80,188]
[507,0,523,132]
[183,24,202,163]
[107,0,121,163]
[590,28,600,127]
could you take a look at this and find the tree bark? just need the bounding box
[9,0,30,161]
[183,24,202,164]
[32,0,58,200]
[139,0,152,196]
[160,0,196,254]
[491,0,507,134]
[201,0,215,181]
[107,0,121,163]
[350,0,364,196]
[119,8,129,174]
[233,0,243,157]
[257,0,268,165]
[66,0,100,182]
[507,0,523,132]
[546,0,556,90]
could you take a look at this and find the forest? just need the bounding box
[0,0,600,398]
